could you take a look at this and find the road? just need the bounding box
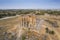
[0,15,20,20]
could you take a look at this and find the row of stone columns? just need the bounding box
[16,15,37,40]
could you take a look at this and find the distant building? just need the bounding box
[36,11,40,13]
[44,13,50,16]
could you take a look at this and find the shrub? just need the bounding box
[45,27,49,33]
[22,35,26,40]
[49,30,55,35]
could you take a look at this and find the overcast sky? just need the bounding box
[0,0,60,9]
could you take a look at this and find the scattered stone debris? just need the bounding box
[45,20,59,28]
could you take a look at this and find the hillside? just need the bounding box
[0,14,60,40]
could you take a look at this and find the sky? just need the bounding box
[0,0,60,9]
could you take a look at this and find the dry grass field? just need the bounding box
[0,14,60,40]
